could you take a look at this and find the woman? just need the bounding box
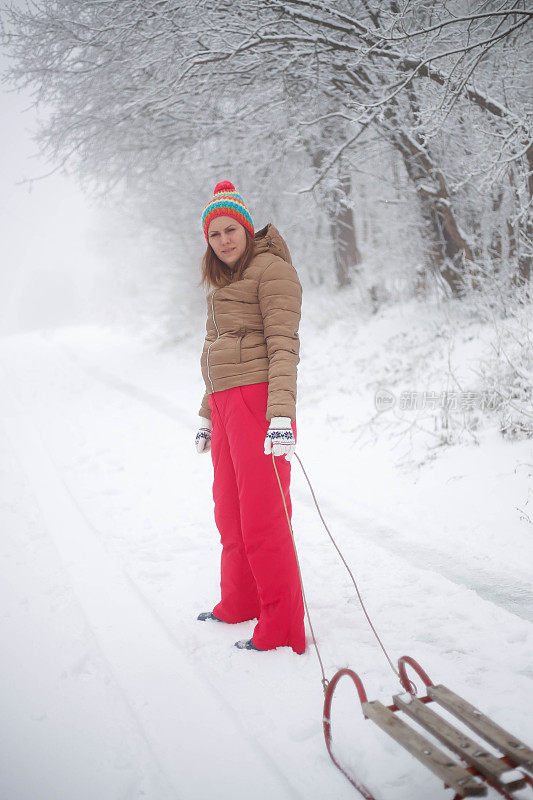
[194,180,305,655]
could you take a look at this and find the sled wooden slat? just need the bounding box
[362,700,487,797]
[393,692,526,792]
[428,685,533,775]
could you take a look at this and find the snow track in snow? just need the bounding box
[59,343,188,423]
[293,486,533,625]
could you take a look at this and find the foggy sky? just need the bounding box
[0,37,112,335]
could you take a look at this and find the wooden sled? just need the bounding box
[323,656,533,799]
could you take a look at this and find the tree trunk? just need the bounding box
[328,166,362,288]
[307,133,362,289]
[390,127,473,296]
[516,145,532,287]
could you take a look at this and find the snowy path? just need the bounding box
[2,411,301,800]
[1,326,532,800]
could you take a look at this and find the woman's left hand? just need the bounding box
[264,417,296,461]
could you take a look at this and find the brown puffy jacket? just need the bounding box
[199,222,302,422]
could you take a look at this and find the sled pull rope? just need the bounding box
[271,451,403,692]
[270,451,328,690]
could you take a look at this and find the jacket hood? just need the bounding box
[253,223,293,265]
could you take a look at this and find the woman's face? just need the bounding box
[208,216,247,269]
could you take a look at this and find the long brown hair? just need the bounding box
[198,228,255,290]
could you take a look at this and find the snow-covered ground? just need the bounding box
[1,295,532,800]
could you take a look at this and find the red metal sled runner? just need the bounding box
[323,656,533,799]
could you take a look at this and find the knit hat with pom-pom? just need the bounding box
[202,180,254,242]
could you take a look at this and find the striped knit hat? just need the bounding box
[202,180,254,242]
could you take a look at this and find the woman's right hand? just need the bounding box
[195,417,212,453]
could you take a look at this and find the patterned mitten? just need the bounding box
[264,416,296,461]
[195,416,212,453]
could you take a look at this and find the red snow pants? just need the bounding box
[208,381,305,654]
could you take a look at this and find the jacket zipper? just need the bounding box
[206,290,219,393]
[206,291,246,388]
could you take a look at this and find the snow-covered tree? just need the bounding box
[2,0,531,293]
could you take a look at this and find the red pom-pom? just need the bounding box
[213,180,236,194]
